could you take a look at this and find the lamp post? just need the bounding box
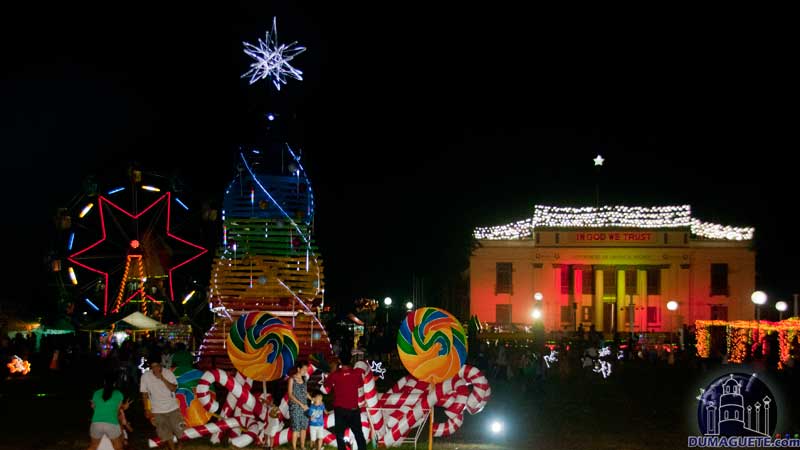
[751,291,767,321]
[384,297,392,324]
[667,300,679,344]
[776,301,788,321]
[405,301,414,311]
[533,292,543,325]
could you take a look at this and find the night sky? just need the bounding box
[1,4,797,316]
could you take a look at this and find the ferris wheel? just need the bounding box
[53,168,208,319]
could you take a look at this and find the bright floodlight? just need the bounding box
[751,291,767,305]
[776,301,788,312]
[384,297,392,306]
[490,421,503,434]
[405,301,413,310]
[534,292,543,301]
[667,301,678,311]
[531,308,542,319]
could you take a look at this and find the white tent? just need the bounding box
[117,312,165,330]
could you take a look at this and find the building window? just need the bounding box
[625,270,638,294]
[581,306,592,322]
[496,262,513,294]
[496,304,512,324]
[647,306,660,324]
[710,263,729,296]
[560,267,571,294]
[646,269,661,295]
[710,305,728,320]
[603,269,617,296]
[561,305,572,322]
[582,269,594,295]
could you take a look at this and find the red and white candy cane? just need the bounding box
[147,417,241,448]
[368,363,491,447]
[193,369,268,448]
[151,363,490,449]
[210,371,252,443]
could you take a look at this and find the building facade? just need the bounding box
[470,205,755,334]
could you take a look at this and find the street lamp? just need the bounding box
[384,297,392,323]
[666,301,678,344]
[776,301,788,321]
[405,301,413,311]
[531,308,542,320]
[534,292,543,301]
[751,291,767,321]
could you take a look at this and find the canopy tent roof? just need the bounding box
[83,312,166,332]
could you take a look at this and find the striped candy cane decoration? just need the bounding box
[149,364,490,449]
[147,417,241,448]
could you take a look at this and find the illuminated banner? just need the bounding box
[576,232,654,242]
[560,231,659,246]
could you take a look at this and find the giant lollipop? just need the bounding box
[397,307,467,384]
[227,312,299,381]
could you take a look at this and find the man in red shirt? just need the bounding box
[324,353,368,450]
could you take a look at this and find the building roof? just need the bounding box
[474,205,754,241]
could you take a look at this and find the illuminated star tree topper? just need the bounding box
[242,17,306,91]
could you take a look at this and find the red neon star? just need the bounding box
[68,192,207,315]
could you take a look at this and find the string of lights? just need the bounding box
[696,319,800,368]
[474,205,754,241]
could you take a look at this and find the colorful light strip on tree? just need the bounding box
[141,185,161,192]
[107,187,125,195]
[474,205,754,241]
[696,319,800,369]
[68,267,78,285]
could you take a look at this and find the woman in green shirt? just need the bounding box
[88,373,126,450]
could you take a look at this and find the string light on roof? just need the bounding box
[473,204,753,241]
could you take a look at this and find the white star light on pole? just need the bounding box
[593,154,605,166]
[242,17,306,91]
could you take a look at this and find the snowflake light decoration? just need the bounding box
[242,17,306,91]
[138,357,150,374]
[544,350,558,369]
[593,347,612,378]
[370,361,387,380]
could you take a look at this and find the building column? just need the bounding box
[573,268,582,329]
[638,269,648,331]
[553,266,562,332]
[617,269,627,333]
[594,268,604,333]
